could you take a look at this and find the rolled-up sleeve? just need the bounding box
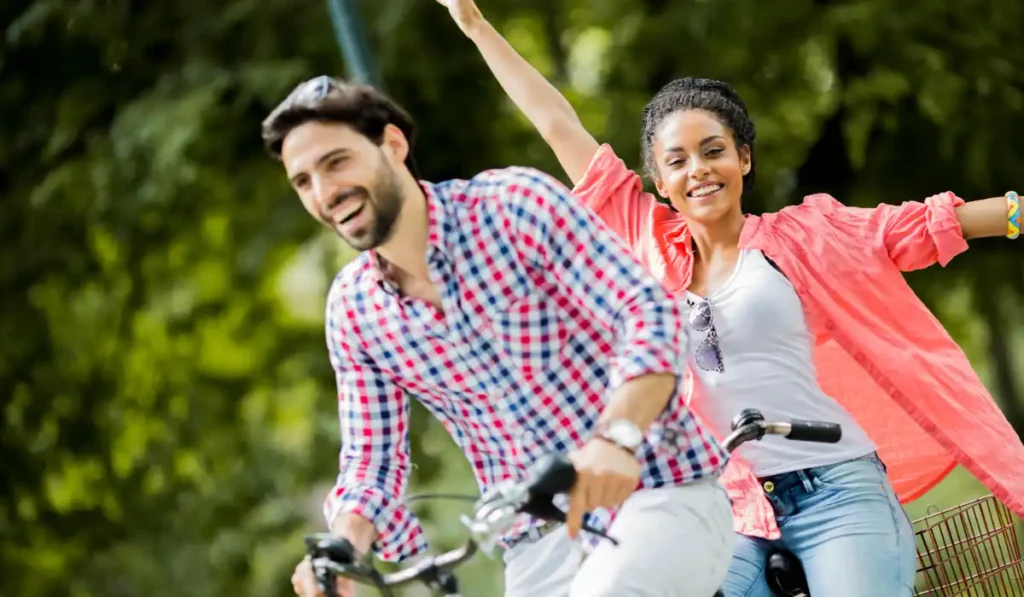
[880,191,968,269]
[322,284,426,562]
[810,191,968,271]
[495,167,686,390]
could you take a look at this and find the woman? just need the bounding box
[436,1,1024,596]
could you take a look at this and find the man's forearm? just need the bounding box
[330,513,377,556]
[599,373,678,434]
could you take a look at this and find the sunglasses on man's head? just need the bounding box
[291,75,340,104]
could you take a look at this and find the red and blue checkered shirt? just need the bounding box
[323,167,727,561]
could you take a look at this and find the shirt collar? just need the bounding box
[661,213,761,252]
[421,180,449,251]
[662,216,693,252]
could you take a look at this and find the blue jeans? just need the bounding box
[721,453,916,597]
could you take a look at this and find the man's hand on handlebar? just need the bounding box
[292,556,355,597]
[565,439,641,539]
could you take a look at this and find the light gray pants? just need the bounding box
[503,477,735,597]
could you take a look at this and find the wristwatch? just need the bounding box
[594,419,645,455]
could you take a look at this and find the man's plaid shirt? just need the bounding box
[323,166,727,561]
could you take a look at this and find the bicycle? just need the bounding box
[304,408,844,597]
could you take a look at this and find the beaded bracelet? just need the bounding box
[1008,191,1020,240]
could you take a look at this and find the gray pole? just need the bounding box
[325,0,379,87]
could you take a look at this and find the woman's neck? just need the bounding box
[688,209,745,261]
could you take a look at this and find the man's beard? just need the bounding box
[333,159,404,252]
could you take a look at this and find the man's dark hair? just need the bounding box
[641,77,756,193]
[261,76,420,178]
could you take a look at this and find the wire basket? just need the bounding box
[913,495,1024,596]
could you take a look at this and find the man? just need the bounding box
[263,75,734,597]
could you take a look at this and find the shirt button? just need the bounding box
[763,481,775,493]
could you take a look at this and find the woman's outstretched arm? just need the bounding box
[806,191,1019,272]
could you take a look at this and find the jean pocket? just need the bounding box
[809,454,888,493]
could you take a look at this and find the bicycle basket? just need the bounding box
[913,495,1024,596]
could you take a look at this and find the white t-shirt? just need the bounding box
[686,249,876,477]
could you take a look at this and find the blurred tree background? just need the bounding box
[2,0,1022,595]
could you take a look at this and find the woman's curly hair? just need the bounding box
[641,77,757,193]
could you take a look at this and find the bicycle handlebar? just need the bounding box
[305,452,594,596]
[305,408,843,596]
[306,533,477,593]
[720,408,842,452]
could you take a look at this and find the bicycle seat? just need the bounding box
[766,549,809,596]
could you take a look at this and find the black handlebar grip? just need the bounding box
[312,535,359,564]
[787,420,843,444]
[525,453,578,496]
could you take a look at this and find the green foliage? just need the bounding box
[2,0,1022,595]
